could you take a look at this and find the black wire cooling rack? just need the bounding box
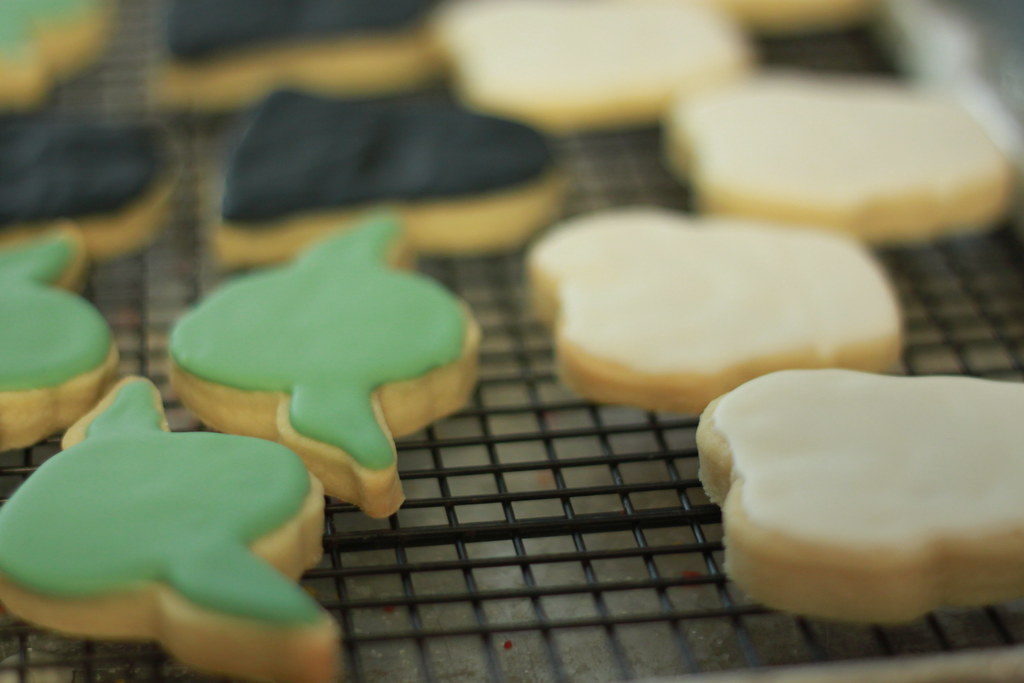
[2,1,1024,681]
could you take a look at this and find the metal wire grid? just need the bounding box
[1,1,1024,681]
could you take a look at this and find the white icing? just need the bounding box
[711,369,1024,547]
[672,73,1008,212]
[530,208,900,375]
[437,0,749,128]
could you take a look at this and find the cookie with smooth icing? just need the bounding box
[435,0,751,133]
[623,0,883,34]
[0,377,338,682]
[215,90,564,267]
[156,0,443,111]
[0,0,112,110]
[528,208,901,414]
[0,119,171,260]
[697,369,1024,622]
[0,229,117,451]
[171,214,480,518]
[667,73,1014,243]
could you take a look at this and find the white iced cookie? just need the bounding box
[697,369,1024,622]
[624,0,883,33]
[667,73,1014,243]
[528,208,901,414]
[435,0,751,133]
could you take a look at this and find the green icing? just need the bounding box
[0,379,321,626]
[0,233,111,391]
[0,0,94,59]
[169,214,467,470]
[84,378,165,436]
[0,232,75,283]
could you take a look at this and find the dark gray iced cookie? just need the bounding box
[214,91,566,266]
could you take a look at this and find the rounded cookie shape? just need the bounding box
[0,230,117,450]
[0,377,338,682]
[436,0,752,133]
[667,73,1014,243]
[171,214,480,518]
[697,369,1024,622]
[528,207,901,414]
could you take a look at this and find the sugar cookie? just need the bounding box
[157,0,443,111]
[0,377,338,682]
[171,214,480,518]
[667,73,1014,243]
[215,90,564,267]
[436,0,751,133]
[528,208,901,414]
[0,119,171,260]
[698,369,1024,622]
[0,230,117,451]
[0,0,111,110]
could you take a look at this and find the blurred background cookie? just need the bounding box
[0,118,171,260]
[215,90,564,267]
[667,72,1014,243]
[436,0,752,133]
[155,0,442,111]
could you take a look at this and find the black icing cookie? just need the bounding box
[167,0,436,60]
[222,91,555,225]
[0,119,160,228]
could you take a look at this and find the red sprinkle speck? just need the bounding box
[383,605,396,613]
[681,570,703,579]
[503,640,513,650]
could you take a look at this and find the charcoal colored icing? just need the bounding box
[221,90,553,224]
[0,0,94,59]
[0,233,111,391]
[0,379,320,625]
[166,0,435,60]
[0,119,159,228]
[170,214,467,469]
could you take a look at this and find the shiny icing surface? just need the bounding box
[170,214,467,469]
[0,0,95,59]
[0,379,320,625]
[222,90,553,223]
[166,0,435,59]
[0,119,159,227]
[0,233,111,391]
[531,208,900,375]
[710,369,1024,547]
